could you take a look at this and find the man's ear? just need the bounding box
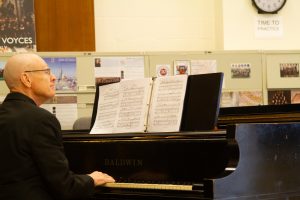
[20,73,31,88]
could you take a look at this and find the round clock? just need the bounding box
[252,0,287,14]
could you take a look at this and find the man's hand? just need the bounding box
[88,171,115,186]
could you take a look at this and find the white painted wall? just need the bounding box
[94,0,218,52]
[94,0,300,51]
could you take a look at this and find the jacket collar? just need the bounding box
[4,92,37,106]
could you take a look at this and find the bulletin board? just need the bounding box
[266,52,300,89]
[1,50,300,129]
[148,51,263,91]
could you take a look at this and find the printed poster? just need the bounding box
[291,90,300,104]
[221,91,263,107]
[0,0,36,52]
[43,57,77,91]
[268,90,291,105]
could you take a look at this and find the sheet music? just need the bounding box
[90,78,153,134]
[146,75,188,132]
[114,78,152,133]
[90,83,120,134]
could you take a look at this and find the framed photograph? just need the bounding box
[266,55,300,89]
[94,58,101,67]
[231,63,251,78]
[280,63,299,77]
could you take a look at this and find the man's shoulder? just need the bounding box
[30,106,56,120]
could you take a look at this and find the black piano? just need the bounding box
[63,121,300,199]
[218,103,300,129]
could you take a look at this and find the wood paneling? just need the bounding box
[34,0,95,51]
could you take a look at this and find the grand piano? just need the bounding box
[63,104,300,199]
[63,130,234,200]
[63,73,300,199]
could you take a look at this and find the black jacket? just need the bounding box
[0,92,94,200]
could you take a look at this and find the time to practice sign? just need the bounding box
[255,16,283,38]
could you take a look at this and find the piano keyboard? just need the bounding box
[102,182,200,191]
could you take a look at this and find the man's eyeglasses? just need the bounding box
[24,68,51,75]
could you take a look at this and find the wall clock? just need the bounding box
[252,0,287,14]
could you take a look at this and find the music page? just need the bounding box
[90,78,153,134]
[90,83,120,134]
[114,78,153,133]
[146,75,188,132]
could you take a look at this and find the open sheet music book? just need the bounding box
[90,75,188,134]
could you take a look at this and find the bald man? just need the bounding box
[0,53,115,200]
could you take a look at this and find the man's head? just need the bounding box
[4,53,56,106]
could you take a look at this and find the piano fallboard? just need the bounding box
[63,131,235,186]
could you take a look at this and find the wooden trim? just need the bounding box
[34,0,95,51]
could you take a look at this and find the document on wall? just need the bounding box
[190,59,217,75]
[93,56,145,80]
[90,75,188,134]
[41,95,78,130]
